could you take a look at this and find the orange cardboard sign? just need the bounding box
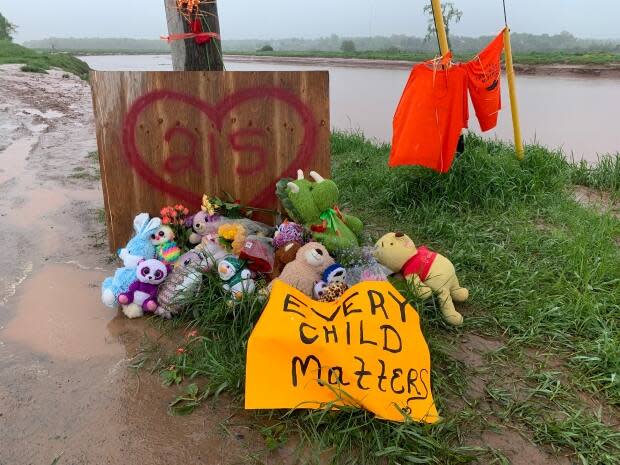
[245,280,439,423]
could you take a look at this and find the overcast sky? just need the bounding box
[2,0,619,43]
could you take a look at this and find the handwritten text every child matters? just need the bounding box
[245,280,438,423]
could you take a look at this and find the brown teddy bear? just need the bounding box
[270,241,302,280]
[274,242,335,296]
[374,232,468,326]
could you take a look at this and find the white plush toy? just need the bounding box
[218,255,256,301]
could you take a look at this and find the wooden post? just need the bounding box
[503,27,524,160]
[164,0,224,71]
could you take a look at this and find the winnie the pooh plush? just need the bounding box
[374,232,468,326]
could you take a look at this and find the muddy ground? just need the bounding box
[0,64,300,465]
[0,64,575,465]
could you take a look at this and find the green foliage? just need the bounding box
[24,37,170,54]
[229,48,620,66]
[20,64,47,74]
[0,40,89,79]
[423,1,463,48]
[257,44,274,52]
[340,40,356,53]
[571,154,620,193]
[219,30,620,55]
[151,133,620,464]
[0,12,16,41]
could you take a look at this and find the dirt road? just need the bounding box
[0,65,284,465]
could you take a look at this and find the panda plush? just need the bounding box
[118,259,168,318]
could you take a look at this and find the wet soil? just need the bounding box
[0,65,282,465]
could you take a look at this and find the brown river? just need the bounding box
[82,54,620,163]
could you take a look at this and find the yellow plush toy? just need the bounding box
[374,232,468,326]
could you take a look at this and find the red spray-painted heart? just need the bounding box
[122,87,318,209]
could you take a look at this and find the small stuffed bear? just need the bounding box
[150,225,181,266]
[218,255,256,301]
[374,232,469,326]
[276,242,335,296]
[270,241,302,280]
[118,259,168,319]
[189,210,219,245]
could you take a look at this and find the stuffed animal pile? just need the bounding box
[101,170,468,326]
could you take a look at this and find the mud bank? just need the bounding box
[225,54,620,78]
[0,65,291,465]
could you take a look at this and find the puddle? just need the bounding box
[0,136,36,184]
[0,262,277,465]
[2,264,120,360]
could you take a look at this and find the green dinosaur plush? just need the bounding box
[277,170,363,252]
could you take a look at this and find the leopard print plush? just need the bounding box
[318,281,348,303]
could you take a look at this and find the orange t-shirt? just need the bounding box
[465,29,505,132]
[389,59,469,173]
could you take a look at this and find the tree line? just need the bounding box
[24,31,620,55]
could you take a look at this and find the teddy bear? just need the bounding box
[158,249,211,316]
[217,255,256,301]
[118,259,169,319]
[374,232,469,326]
[101,213,161,307]
[150,225,181,266]
[275,241,335,296]
[189,210,220,245]
[277,170,363,253]
[270,241,301,280]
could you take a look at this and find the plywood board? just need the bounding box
[90,71,330,251]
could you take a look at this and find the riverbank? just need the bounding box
[0,63,618,465]
[225,53,620,78]
[26,46,620,77]
[0,40,89,78]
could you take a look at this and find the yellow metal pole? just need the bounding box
[503,27,524,160]
[430,0,450,56]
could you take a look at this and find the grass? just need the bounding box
[0,40,89,79]
[226,49,620,66]
[69,150,100,181]
[141,133,619,464]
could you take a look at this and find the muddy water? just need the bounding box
[82,54,620,162]
[0,64,290,465]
